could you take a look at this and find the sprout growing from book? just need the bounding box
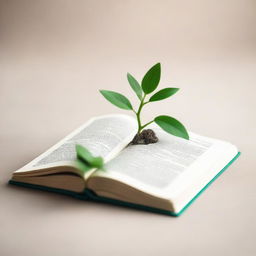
[100,63,189,144]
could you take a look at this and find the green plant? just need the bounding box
[75,144,104,173]
[100,63,189,141]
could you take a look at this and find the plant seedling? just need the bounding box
[100,63,189,144]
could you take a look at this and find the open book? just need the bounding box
[10,114,240,216]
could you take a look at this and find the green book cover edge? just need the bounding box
[9,151,240,217]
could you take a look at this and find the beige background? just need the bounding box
[0,0,255,255]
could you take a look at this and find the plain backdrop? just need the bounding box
[0,1,255,256]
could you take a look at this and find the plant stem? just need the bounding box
[141,120,154,130]
[135,94,154,134]
[136,94,145,133]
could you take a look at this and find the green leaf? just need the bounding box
[75,159,92,174]
[99,90,133,110]
[76,144,95,164]
[76,144,104,168]
[149,88,179,102]
[90,157,104,168]
[154,115,189,140]
[127,73,143,100]
[141,63,161,94]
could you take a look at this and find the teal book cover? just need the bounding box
[9,152,240,217]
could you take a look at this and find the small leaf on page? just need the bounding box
[75,159,92,174]
[90,157,104,168]
[76,144,104,168]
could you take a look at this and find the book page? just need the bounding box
[15,114,137,173]
[92,124,237,199]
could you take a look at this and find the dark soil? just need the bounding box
[131,129,158,145]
